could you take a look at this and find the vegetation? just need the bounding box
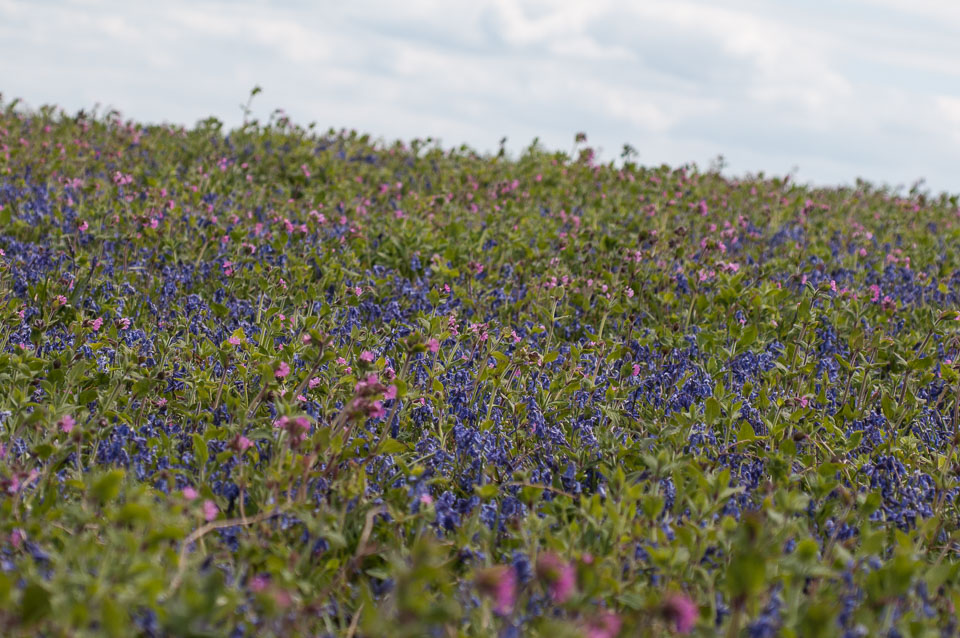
[1,94,960,636]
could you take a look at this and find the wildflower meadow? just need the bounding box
[2,94,960,637]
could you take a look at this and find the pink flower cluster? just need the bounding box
[474,566,517,615]
[273,415,311,448]
[662,593,697,634]
[348,374,395,420]
[535,552,576,603]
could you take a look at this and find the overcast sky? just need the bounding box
[2,0,959,194]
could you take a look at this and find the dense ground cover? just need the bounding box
[1,96,960,637]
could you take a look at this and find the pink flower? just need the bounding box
[384,385,398,400]
[249,574,270,593]
[419,493,433,506]
[309,377,322,389]
[91,317,103,332]
[234,435,253,453]
[586,612,622,638]
[274,416,311,446]
[359,350,375,363]
[662,594,697,634]
[59,414,76,433]
[475,566,517,616]
[78,220,89,232]
[275,361,290,378]
[354,374,380,393]
[119,317,131,330]
[227,335,242,346]
[10,528,26,548]
[632,364,640,377]
[428,338,440,353]
[182,486,198,500]
[536,553,576,603]
[291,417,311,443]
[202,499,219,522]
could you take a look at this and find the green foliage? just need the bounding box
[0,98,959,636]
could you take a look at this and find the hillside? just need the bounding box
[1,100,960,636]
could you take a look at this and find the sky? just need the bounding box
[1,0,959,195]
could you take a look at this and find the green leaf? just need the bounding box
[379,438,406,455]
[943,365,959,383]
[926,562,956,590]
[0,573,10,606]
[521,486,544,503]
[846,431,863,450]
[192,433,209,468]
[32,443,55,460]
[705,397,721,424]
[19,583,51,625]
[796,538,819,562]
[91,469,125,504]
[77,387,99,405]
[101,596,128,637]
[118,502,153,525]
[474,484,499,499]
[642,494,664,519]
[616,591,647,610]
[881,394,896,422]
[727,551,766,598]
[738,324,758,349]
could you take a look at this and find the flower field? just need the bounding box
[2,97,960,637]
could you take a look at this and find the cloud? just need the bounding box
[937,96,960,144]
[167,5,332,63]
[0,0,957,193]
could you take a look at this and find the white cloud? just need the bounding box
[94,15,141,42]
[937,96,960,144]
[0,0,957,193]
[167,6,332,63]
